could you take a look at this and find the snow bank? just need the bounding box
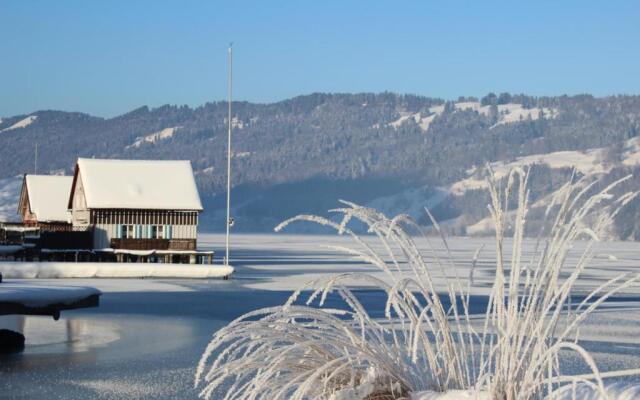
[0,262,233,279]
[1,115,37,132]
[0,282,100,307]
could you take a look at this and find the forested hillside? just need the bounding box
[2,92,640,237]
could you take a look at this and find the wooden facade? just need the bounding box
[89,209,198,226]
[89,209,198,250]
[110,238,196,251]
[17,184,36,225]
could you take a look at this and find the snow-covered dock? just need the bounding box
[0,261,234,279]
[0,282,101,319]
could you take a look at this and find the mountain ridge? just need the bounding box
[2,92,640,237]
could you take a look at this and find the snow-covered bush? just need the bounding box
[195,168,640,400]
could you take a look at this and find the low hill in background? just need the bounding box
[2,92,640,238]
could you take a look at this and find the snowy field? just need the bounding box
[1,233,639,398]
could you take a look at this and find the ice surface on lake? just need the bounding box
[1,234,639,399]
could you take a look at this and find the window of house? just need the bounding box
[121,224,134,239]
[151,225,164,239]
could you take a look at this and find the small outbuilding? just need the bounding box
[17,174,73,231]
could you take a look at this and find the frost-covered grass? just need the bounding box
[195,168,640,400]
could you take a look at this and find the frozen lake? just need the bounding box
[1,233,640,398]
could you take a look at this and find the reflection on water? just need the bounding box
[0,311,222,399]
[0,315,25,333]
[23,316,120,353]
[0,315,120,354]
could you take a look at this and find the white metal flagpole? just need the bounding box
[225,43,233,266]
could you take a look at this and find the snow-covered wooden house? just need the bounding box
[18,174,73,231]
[68,158,205,261]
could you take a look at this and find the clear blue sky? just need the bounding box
[1,0,639,118]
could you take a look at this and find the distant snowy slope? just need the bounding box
[127,126,181,149]
[450,148,605,195]
[1,115,37,133]
[0,176,22,222]
[446,137,640,196]
[492,103,558,126]
[441,101,558,124]
[387,102,558,132]
[440,136,640,237]
[386,112,438,132]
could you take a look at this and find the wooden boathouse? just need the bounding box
[66,158,211,264]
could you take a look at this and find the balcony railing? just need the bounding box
[110,238,196,251]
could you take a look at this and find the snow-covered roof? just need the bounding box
[73,158,203,211]
[24,175,73,223]
[0,282,100,308]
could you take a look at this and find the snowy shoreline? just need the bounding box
[0,261,234,279]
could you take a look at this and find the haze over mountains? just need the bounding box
[2,92,640,238]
